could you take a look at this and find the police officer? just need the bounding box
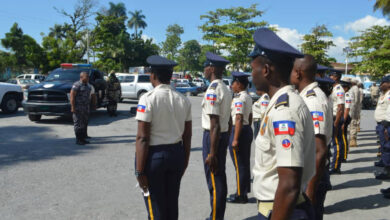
[371,83,380,105]
[70,71,93,145]
[329,71,345,174]
[252,91,269,139]
[349,78,360,147]
[227,72,253,204]
[357,83,364,131]
[106,70,121,117]
[202,52,231,220]
[374,77,390,168]
[250,28,316,220]
[135,55,192,220]
[341,79,353,162]
[290,55,332,220]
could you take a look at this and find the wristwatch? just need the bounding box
[135,170,145,177]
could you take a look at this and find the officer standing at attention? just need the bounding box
[227,71,253,204]
[341,79,353,162]
[357,82,364,131]
[106,70,121,117]
[349,78,360,147]
[70,71,93,145]
[329,71,345,174]
[290,55,332,220]
[252,91,269,139]
[374,77,390,168]
[371,83,380,105]
[201,52,231,220]
[250,28,316,220]
[135,55,192,220]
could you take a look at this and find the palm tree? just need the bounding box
[127,10,147,37]
[107,2,127,18]
[374,0,390,17]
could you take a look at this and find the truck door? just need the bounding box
[121,75,135,98]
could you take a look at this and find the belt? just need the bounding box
[253,118,261,122]
[257,193,306,217]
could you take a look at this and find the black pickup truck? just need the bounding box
[23,64,108,121]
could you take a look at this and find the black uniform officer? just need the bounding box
[135,55,192,220]
[227,72,253,204]
[202,52,232,220]
[70,71,93,145]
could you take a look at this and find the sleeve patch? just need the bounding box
[137,105,146,113]
[206,94,217,101]
[282,139,291,149]
[273,120,296,136]
[337,92,344,97]
[311,111,324,121]
[209,83,218,90]
[235,102,243,107]
[261,101,269,106]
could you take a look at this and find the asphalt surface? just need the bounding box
[0,96,389,220]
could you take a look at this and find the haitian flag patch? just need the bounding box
[273,120,296,136]
[235,102,243,107]
[282,139,291,149]
[346,99,352,104]
[261,101,269,106]
[337,92,344,97]
[314,121,320,128]
[206,94,217,101]
[137,105,146,113]
[311,111,324,121]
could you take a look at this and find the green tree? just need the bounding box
[177,40,202,71]
[349,25,390,79]
[199,4,268,71]
[161,24,184,60]
[106,2,127,18]
[127,10,147,38]
[374,0,390,17]
[300,24,336,66]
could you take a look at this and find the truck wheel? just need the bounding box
[1,94,18,113]
[28,114,42,122]
[138,91,147,100]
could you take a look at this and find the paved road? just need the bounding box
[0,96,389,220]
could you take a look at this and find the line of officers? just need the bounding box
[133,28,364,220]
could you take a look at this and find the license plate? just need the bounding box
[40,106,50,111]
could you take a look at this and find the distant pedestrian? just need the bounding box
[106,70,121,117]
[70,72,94,145]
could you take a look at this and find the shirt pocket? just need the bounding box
[257,137,274,170]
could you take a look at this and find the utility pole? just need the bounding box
[343,47,352,75]
[86,29,90,64]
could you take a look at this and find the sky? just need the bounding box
[0,0,389,62]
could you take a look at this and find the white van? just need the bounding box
[116,73,153,100]
[16,74,46,82]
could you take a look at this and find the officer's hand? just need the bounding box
[137,175,149,193]
[334,123,339,134]
[205,155,218,174]
[341,124,345,133]
[232,140,239,152]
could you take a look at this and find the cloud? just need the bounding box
[141,34,155,43]
[271,24,303,49]
[328,36,349,62]
[345,15,390,33]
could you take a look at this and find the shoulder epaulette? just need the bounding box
[263,94,270,100]
[306,89,316,97]
[275,93,289,108]
[209,82,218,90]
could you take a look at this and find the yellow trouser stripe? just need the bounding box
[335,136,340,169]
[211,172,217,220]
[342,133,347,160]
[233,149,241,196]
[148,196,154,220]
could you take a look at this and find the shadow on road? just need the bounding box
[358,130,376,133]
[191,147,202,152]
[347,156,378,163]
[0,109,25,118]
[331,178,382,191]
[341,165,376,175]
[349,148,378,154]
[325,194,390,214]
[358,133,377,137]
[358,137,379,141]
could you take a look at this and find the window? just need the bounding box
[124,76,135,83]
[25,75,32,79]
[138,75,150,83]
[223,80,229,85]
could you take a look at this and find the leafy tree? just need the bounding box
[374,0,390,17]
[199,4,268,71]
[106,2,127,18]
[300,24,336,66]
[349,25,390,79]
[161,24,184,60]
[127,10,147,38]
[177,40,202,71]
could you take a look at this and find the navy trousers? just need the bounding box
[228,125,253,196]
[377,123,385,156]
[313,168,332,220]
[383,127,390,167]
[342,116,351,160]
[142,143,185,220]
[203,131,229,220]
[330,118,344,170]
[253,120,261,140]
[257,196,315,220]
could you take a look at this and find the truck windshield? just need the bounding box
[46,69,89,82]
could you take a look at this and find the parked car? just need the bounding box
[0,82,23,113]
[16,74,46,82]
[116,73,153,100]
[175,82,201,96]
[193,78,207,91]
[23,63,108,122]
[7,78,39,91]
[248,77,260,101]
[223,78,233,91]
[176,78,190,84]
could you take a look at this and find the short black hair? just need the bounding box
[233,77,249,89]
[151,67,173,84]
[255,55,294,83]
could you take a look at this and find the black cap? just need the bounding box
[146,55,177,68]
[317,64,329,72]
[249,28,304,60]
[204,52,230,67]
[231,71,250,78]
[381,75,390,84]
[329,69,343,77]
[340,80,352,87]
[315,76,335,85]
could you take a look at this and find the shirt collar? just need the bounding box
[299,82,318,97]
[155,84,172,90]
[268,85,294,108]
